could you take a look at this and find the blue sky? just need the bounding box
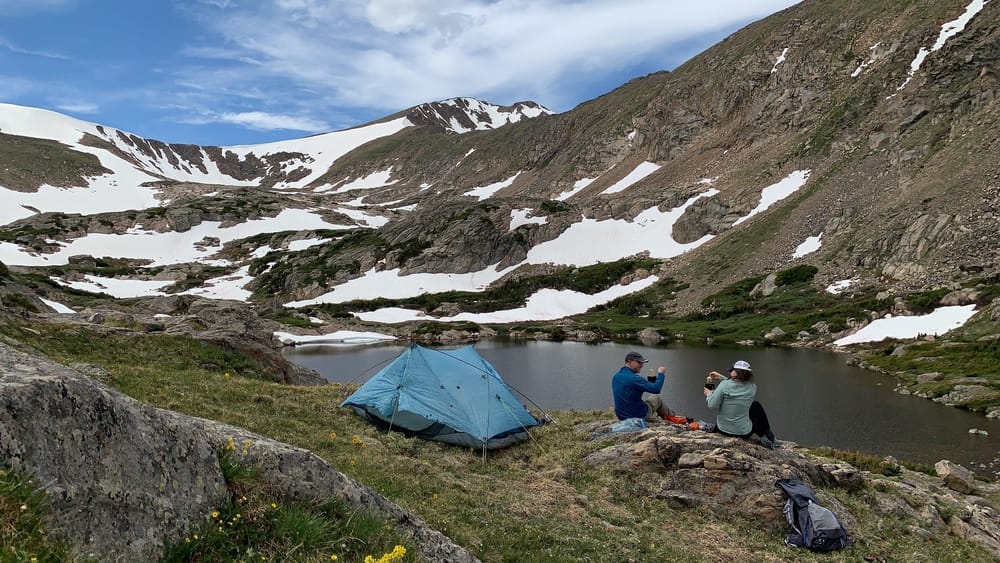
[1,0,800,146]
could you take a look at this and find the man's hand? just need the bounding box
[657,366,666,375]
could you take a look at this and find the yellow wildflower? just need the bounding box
[212,510,219,518]
[329,431,337,440]
[330,556,339,561]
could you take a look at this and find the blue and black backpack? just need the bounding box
[776,478,854,552]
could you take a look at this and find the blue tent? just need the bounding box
[341,344,541,450]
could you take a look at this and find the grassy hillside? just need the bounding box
[2,320,998,562]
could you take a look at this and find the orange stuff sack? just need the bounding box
[664,415,688,425]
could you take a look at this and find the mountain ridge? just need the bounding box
[0,0,997,328]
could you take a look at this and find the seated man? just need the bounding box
[611,351,670,422]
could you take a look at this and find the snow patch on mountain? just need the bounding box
[509,209,547,231]
[0,209,347,267]
[526,189,719,266]
[600,162,661,195]
[733,169,811,226]
[464,172,522,200]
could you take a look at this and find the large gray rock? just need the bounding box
[579,424,849,527]
[0,342,478,563]
[578,420,1000,556]
[936,460,977,494]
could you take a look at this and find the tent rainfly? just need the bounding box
[341,344,541,450]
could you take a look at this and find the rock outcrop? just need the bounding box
[578,420,1000,556]
[0,342,478,562]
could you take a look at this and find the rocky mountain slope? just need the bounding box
[0,0,996,324]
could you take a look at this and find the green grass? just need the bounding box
[3,321,999,562]
[806,448,923,476]
[0,467,87,562]
[161,451,414,563]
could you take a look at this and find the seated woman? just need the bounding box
[704,360,776,448]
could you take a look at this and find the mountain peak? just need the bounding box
[406,97,552,133]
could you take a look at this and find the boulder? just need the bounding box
[763,327,786,342]
[579,421,852,527]
[940,288,980,306]
[935,460,977,494]
[578,420,1000,557]
[639,327,662,344]
[916,372,944,383]
[751,273,778,298]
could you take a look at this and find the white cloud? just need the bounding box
[0,38,69,59]
[187,1,803,115]
[218,111,330,132]
[0,1,803,144]
[54,101,99,114]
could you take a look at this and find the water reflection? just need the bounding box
[284,339,1000,478]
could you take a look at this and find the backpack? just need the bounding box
[776,478,853,552]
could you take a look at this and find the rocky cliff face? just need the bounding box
[0,341,477,562]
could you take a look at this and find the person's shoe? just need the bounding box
[759,435,777,450]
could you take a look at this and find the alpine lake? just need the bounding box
[283,339,1000,478]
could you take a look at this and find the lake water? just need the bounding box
[284,339,1000,478]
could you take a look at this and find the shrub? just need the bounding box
[1,293,39,313]
[775,264,818,286]
[905,288,951,313]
